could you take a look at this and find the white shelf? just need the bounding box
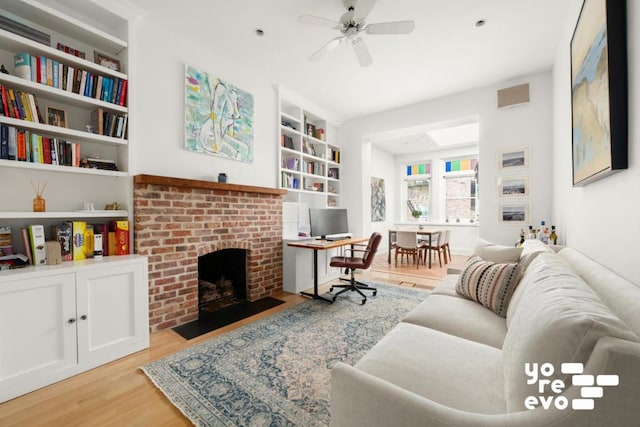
[0,159,127,176]
[0,28,127,80]
[0,116,128,146]
[0,0,127,53]
[0,210,128,219]
[0,73,127,113]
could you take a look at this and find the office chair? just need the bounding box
[329,232,382,305]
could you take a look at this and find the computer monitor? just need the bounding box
[309,208,349,240]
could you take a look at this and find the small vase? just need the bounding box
[33,195,45,212]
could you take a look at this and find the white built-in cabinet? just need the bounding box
[0,255,149,403]
[0,3,149,403]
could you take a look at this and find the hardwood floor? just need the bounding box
[0,251,468,426]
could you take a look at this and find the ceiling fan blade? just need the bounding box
[297,14,340,29]
[352,37,373,67]
[354,0,378,20]
[366,20,415,35]
[309,36,343,62]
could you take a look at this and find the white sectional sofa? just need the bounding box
[331,240,640,426]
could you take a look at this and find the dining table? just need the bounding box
[388,227,442,268]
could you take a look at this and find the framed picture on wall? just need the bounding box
[497,176,531,197]
[498,203,530,224]
[497,147,529,170]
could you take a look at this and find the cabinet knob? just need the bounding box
[68,318,76,324]
[80,315,88,320]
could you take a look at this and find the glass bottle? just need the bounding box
[33,195,45,212]
[549,226,558,245]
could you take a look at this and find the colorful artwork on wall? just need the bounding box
[184,65,254,162]
[570,0,627,186]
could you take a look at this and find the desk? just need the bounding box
[388,228,442,268]
[287,237,370,303]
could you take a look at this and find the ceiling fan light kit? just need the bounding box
[298,0,415,67]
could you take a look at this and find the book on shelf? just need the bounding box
[20,228,32,265]
[72,221,86,260]
[85,225,94,259]
[110,220,130,255]
[0,124,7,160]
[14,53,31,80]
[93,223,109,256]
[7,126,16,160]
[54,222,73,261]
[27,224,47,265]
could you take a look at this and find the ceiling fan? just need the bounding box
[298,0,415,67]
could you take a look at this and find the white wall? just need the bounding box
[340,72,554,248]
[368,144,395,249]
[552,0,640,285]
[130,15,277,187]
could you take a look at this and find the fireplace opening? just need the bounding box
[198,248,247,314]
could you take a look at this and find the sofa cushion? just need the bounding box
[430,274,466,299]
[502,252,639,412]
[455,255,523,317]
[355,322,505,414]
[402,294,507,348]
[473,238,522,263]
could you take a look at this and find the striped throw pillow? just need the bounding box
[455,255,523,317]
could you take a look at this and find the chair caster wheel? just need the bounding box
[361,299,366,305]
[373,291,377,296]
[333,296,337,302]
[330,287,334,292]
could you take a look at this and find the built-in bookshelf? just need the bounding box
[278,92,341,208]
[0,0,132,263]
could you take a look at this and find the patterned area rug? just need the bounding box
[142,282,429,426]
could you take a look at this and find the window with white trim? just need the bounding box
[404,162,431,222]
[443,157,478,222]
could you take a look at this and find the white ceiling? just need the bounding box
[128,0,572,124]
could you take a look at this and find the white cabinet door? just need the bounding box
[0,273,77,402]
[75,262,148,369]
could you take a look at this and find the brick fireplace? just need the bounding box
[133,174,287,332]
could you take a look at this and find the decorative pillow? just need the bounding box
[473,239,523,263]
[455,255,523,317]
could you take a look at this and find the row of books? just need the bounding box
[329,148,340,164]
[0,84,42,122]
[0,124,80,166]
[91,108,127,138]
[14,52,127,106]
[281,172,300,190]
[303,160,325,176]
[20,221,129,266]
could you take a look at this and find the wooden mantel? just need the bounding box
[133,174,288,196]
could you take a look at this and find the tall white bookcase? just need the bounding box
[0,0,132,250]
[0,0,148,402]
[278,86,342,210]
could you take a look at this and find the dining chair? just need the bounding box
[442,229,452,263]
[421,230,447,267]
[395,230,422,269]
